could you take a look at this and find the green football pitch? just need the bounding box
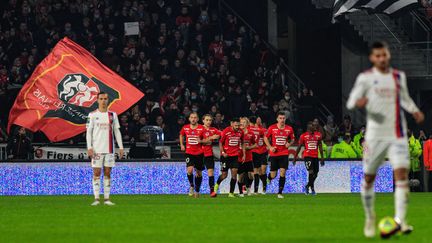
[0,193,430,242]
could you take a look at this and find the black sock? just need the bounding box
[194,176,202,192]
[246,176,253,188]
[238,182,243,194]
[209,176,215,192]
[230,178,237,193]
[187,174,194,187]
[311,173,318,190]
[278,176,286,194]
[260,174,267,191]
[216,175,224,185]
[307,171,314,188]
[254,174,260,192]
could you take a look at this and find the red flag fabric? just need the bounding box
[7,37,144,142]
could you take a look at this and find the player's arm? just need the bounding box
[219,133,227,157]
[286,130,295,148]
[346,74,368,110]
[179,128,185,151]
[264,130,275,152]
[86,114,94,158]
[113,113,124,159]
[400,72,424,124]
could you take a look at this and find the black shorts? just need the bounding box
[220,156,239,172]
[252,152,268,168]
[185,153,204,171]
[304,157,319,173]
[269,156,289,171]
[204,156,215,170]
[238,162,254,174]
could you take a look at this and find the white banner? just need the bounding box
[33,146,171,160]
[124,22,139,36]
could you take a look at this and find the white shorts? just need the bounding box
[363,138,409,175]
[91,153,115,168]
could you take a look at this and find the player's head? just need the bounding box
[307,121,315,132]
[249,116,257,125]
[202,114,213,127]
[188,112,199,125]
[240,117,249,130]
[276,111,286,125]
[369,41,391,70]
[231,117,240,131]
[97,92,108,109]
[256,116,263,127]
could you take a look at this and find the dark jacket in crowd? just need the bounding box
[6,134,32,159]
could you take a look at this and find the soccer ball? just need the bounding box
[378,217,401,239]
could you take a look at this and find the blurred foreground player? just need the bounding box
[264,111,295,198]
[179,112,204,197]
[347,41,424,238]
[86,92,124,206]
[215,118,244,197]
[293,121,324,195]
[201,114,221,197]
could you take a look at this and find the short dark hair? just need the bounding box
[97,92,107,98]
[277,111,286,117]
[231,117,240,123]
[369,41,388,55]
[249,116,257,123]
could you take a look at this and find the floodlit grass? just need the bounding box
[0,193,430,242]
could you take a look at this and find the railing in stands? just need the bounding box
[218,0,334,123]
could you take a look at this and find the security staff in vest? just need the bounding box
[330,133,357,159]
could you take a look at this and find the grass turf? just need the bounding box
[0,193,430,242]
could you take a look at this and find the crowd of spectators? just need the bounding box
[0,0,323,144]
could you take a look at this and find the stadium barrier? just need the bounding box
[0,160,393,195]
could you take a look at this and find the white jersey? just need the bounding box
[86,109,123,154]
[346,67,419,140]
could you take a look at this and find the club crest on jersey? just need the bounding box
[44,73,120,125]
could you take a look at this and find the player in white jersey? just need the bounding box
[86,92,124,206]
[346,42,424,238]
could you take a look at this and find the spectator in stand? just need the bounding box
[339,115,353,136]
[323,116,339,145]
[6,127,32,160]
[297,88,318,128]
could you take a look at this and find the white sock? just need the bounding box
[104,178,111,200]
[92,177,100,200]
[395,180,409,225]
[361,180,375,220]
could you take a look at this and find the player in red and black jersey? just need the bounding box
[294,121,325,195]
[238,117,257,196]
[179,112,204,197]
[264,111,295,198]
[215,118,244,197]
[249,116,268,194]
[200,114,221,197]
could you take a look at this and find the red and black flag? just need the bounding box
[7,37,144,142]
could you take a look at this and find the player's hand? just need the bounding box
[269,146,276,153]
[355,97,368,109]
[320,159,325,166]
[119,149,124,159]
[413,111,424,124]
[87,148,94,158]
[180,144,185,151]
[285,143,291,148]
[242,155,246,162]
[222,151,228,158]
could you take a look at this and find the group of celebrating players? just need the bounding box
[179,111,325,198]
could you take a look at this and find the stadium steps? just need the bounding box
[346,11,429,77]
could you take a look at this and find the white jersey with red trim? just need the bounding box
[346,67,419,140]
[86,109,123,154]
